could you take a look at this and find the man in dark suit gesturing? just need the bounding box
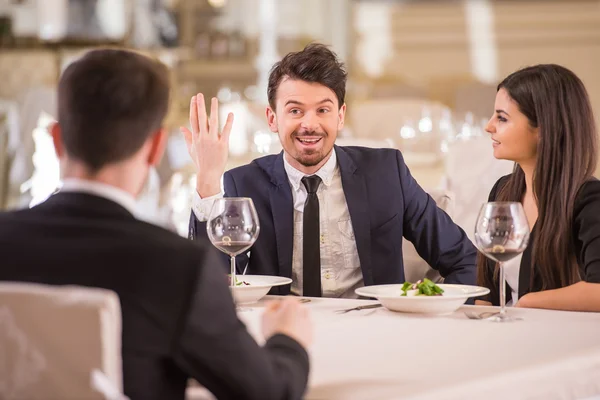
[185,43,477,298]
[0,49,312,400]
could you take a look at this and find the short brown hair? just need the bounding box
[267,43,347,110]
[58,48,170,172]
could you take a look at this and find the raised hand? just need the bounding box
[181,94,234,197]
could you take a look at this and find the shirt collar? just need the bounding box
[283,149,338,192]
[60,178,138,215]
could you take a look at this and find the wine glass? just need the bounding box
[207,198,260,303]
[474,202,530,322]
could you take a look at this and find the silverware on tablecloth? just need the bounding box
[335,304,382,314]
[464,311,500,320]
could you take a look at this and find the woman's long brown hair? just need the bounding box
[477,64,598,292]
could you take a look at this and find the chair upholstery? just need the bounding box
[402,189,454,283]
[0,282,125,400]
[444,136,514,242]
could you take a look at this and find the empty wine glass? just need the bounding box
[207,198,260,301]
[474,202,530,322]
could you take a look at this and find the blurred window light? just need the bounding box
[464,0,498,84]
[400,124,416,139]
[418,117,433,133]
[208,0,227,9]
[253,130,273,154]
[217,87,232,103]
[354,1,393,77]
[22,112,60,208]
[439,109,454,137]
[230,92,241,103]
[220,101,248,156]
[244,85,260,101]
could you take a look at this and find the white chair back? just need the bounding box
[402,189,454,284]
[444,136,514,241]
[0,283,126,400]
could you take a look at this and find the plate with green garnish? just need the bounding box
[355,279,489,314]
[227,275,292,304]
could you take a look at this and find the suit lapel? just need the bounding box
[267,152,294,279]
[336,146,374,285]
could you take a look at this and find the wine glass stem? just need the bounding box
[230,255,236,289]
[499,261,506,315]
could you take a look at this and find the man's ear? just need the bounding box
[266,106,278,133]
[147,128,168,166]
[50,122,65,159]
[337,103,346,131]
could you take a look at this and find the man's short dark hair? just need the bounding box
[58,48,170,172]
[267,43,347,110]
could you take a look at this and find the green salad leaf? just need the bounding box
[228,275,250,286]
[401,279,444,296]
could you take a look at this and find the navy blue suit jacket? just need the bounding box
[189,146,476,294]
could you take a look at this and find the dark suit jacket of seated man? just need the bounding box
[0,49,310,400]
[0,192,309,400]
[189,144,477,296]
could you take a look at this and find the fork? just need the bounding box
[335,304,382,314]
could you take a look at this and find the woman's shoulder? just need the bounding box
[488,174,513,201]
[572,178,600,253]
[575,177,600,211]
[578,177,600,193]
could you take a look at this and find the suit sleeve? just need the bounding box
[188,171,250,274]
[396,150,477,285]
[574,180,600,284]
[172,246,310,400]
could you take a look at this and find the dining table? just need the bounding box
[186,296,600,400]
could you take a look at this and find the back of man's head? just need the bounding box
[57,49,170,172]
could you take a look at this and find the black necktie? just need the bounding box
[301,175,322,297]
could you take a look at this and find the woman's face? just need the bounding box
[485,88,539,164]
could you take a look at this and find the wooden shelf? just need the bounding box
[178,59,256,79]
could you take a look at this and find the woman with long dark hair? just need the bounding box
[477,64,600,311]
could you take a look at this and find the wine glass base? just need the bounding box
[487,313,522,322]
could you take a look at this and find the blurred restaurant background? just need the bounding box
[0,0,599,238]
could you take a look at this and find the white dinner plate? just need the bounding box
[355,284,490,315]
[230,275,292,304]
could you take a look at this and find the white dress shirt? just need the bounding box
[57,176,176,230]
[192,151,364,298]
[60,178,138,215]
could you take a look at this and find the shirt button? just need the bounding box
[320,234,325,244]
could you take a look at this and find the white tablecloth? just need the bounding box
[232,297,600,400]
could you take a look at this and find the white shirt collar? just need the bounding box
[60,178,138,215]
[283,149,337,192]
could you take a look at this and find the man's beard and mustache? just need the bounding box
[292,129,332,167]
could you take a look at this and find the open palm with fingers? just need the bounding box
[181,94,234,197]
